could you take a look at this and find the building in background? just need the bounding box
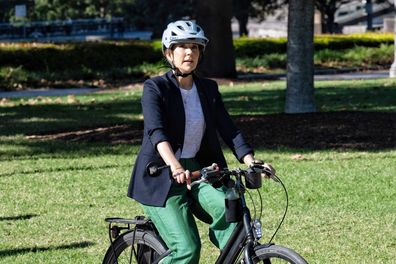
[335,0,394,33]
[232,1,394,38]
[0,17,152,42]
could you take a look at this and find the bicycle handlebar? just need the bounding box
[190,163,278,187]
[146,161,205,179]
[146,161,277,187]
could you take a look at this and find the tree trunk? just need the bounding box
[285,0,316,113]
[236,15,249,36]
[234,0,250,36]
[366,0,373,31]
[196,0,236,78]
[389,0,396,77]
[316,1,338,34]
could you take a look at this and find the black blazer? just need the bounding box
[127,71,253,206]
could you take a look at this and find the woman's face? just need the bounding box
[166,43,201,74]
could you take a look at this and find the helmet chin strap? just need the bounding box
[169,59,193,77]
[172,66,193,77]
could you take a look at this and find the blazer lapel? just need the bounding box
[165,71,185,156]
[166,71,185,125]
[194,75,213,128]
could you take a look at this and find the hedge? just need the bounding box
[0,41,162,72]
[234,33,394,57]
[0,33,393,72]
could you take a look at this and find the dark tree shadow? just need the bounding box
[10,111,396,153]
[0,241,95,258]
[0,214,38,221]
[19,111,396,151]
[236,111,396,150]
[1,84,395,153]
[0,163,125,178]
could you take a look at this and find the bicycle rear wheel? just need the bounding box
[103,229,168,264]
[252,244,308,264]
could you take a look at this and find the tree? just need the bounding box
[233,0,285,36]
[233,0,251,36]
[314,0,349,33]
[244,0,392,34]
[248,0,343,33]
[196,0,236,78]
[31,0,129,20]
[128,0,193,37]
[390,0,396,77]
[285,0,316,113]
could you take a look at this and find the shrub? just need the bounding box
[0,66,30,90]
[314,43,394,68]
[0,33,394,90]
[0,41,162,72]
[234,37,287,57]
[234,33,394,57]
[237,53,286,71]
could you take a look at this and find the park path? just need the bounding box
[0,70,390,99]
[0,87,100,98]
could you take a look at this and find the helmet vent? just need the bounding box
[162,20,209,50]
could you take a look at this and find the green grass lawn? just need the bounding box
[1,79,395,263]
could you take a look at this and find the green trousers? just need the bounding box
[142,158,237,264]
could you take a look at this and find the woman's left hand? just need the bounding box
[261,162,276,179]
[250,159,276,179]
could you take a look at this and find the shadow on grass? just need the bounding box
[0,241,95,258]
[2,82,395,137]
[0,214,38,221]
[1,82,395,153]
[5,111,393,152]
[0,163,127,177]
[235,111,396,150]
[0,137,140,162]
[0,98,142,137]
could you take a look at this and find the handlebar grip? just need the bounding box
[191,170,201,179]
[146,161,170,177]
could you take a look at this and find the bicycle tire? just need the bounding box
[103,229,168,264]
[252,244,308,264]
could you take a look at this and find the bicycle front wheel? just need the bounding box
[252,244,308,264]
[103,229,168,264]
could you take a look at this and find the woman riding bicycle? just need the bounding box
[127,20,275,264]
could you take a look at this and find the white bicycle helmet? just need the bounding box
[162,20,209,51]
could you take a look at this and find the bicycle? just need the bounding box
[102,162,308,264]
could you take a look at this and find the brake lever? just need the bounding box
[190,163,220,187]
[251,164,279,183]
[190,178,207,187]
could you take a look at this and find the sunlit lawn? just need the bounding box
[1,78,395,263]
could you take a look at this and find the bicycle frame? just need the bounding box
[104,164,307,264]
[215,174,257,264]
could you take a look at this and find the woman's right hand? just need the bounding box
[172,167,192,189]
[156,142,192,189]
